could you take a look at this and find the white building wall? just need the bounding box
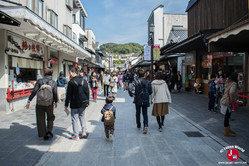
[85,29,96,51]
[153,7,164,47]
[163,14,188,45]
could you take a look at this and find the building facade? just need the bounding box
[0,0,91,113]
[147,5,187,47]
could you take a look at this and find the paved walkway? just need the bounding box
[0,88,248,166]
[170,91,249,157]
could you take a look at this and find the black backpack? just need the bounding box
[74,79,89,107]
[137,80,150,107]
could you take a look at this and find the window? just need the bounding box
[73,32,77,42]
[47,9,58,29]
[63,25,72,39]
[27,0,43,18]
[65,0,73,11]
[80,14,84,29]
[72,14,76,24]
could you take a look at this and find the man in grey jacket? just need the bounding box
[26,67,58,140]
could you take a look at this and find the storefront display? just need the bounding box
[6,33,44,91]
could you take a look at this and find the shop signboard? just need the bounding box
[6,33,44,60]
[153,45,160,61]
[144,46,151,61]
[50,58,58,65]
[212,52,233,59]
[185,54,196,65]
[202,54,212,68]
[83,66,88,73]
[74,62,78,69]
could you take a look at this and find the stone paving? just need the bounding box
[0,88,248,166]
[170,91,249,157]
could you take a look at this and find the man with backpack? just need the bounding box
[25,67,58,140]
[129,69,152,134]
[65,68,89,141]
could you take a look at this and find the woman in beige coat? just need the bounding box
[220,73,238,137]
[151,72,172,132]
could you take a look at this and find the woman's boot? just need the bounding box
[224,127,235,137]
[228,126,235,135]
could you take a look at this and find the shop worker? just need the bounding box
[25,67,58,140]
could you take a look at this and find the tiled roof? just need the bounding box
[186,0,199,12]
[167,26,188,44]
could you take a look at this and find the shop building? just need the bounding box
[161,0,249,95]
[0,0,91,113]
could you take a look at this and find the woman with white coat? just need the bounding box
[151,72,172,132]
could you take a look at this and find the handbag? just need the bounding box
[227,88,238,111]
[109,82,115,88]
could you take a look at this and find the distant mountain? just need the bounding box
[100,43,144,55]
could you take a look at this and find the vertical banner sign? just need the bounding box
[153,45,160,61]
[74,62,78,69]
[110,60,113,68]
[144,46,151,61]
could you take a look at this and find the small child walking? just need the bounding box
[101,96,116,142]
[208,74,217,112]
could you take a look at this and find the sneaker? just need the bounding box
[71,136,80,141]
[159,128,162,132]
[143,127,148,134]
[109,134,114,142]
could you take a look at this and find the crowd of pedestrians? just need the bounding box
[24,66,239,143]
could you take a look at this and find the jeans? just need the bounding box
[208,92,215,110]
[36,104,55,137]
[104,85,109,96]
[71,107,86,136]
[135,105,148,128]
[224,109,231,127]
[91,87,98,100]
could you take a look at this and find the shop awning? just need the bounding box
[0,10,20,26]
[85,47,96,55]
[207,18,249,52]
[161,29,221,54]
[0,6,91,58]
[131,60,151,69]
[78,58,105,69]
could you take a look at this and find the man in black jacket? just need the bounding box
[65,68,89,140]
[25,67,58,140]
[129,69,152,134]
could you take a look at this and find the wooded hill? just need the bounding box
[100,43,144,55]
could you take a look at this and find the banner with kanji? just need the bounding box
[153,45,160,61]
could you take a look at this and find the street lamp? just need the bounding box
[149,24,155,81]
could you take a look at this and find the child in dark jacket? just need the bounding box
[208,74,217,112]
[101,96,116,142]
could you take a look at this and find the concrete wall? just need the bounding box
[85,29,95,51]
[7,0,73,34]
[0,30,8,114]
[163,14,188,46]
[153,7,164,47]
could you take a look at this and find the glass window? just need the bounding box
[80,14,84,29]
[47,9,58,29]
[38,0,43,18]
[27,0,32,9]
[72,14,76,24]
[63,25,72,39]
[73,32,77,42]
[47,10,50,23]
[28,0,43,18]
[34,0,39,14]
